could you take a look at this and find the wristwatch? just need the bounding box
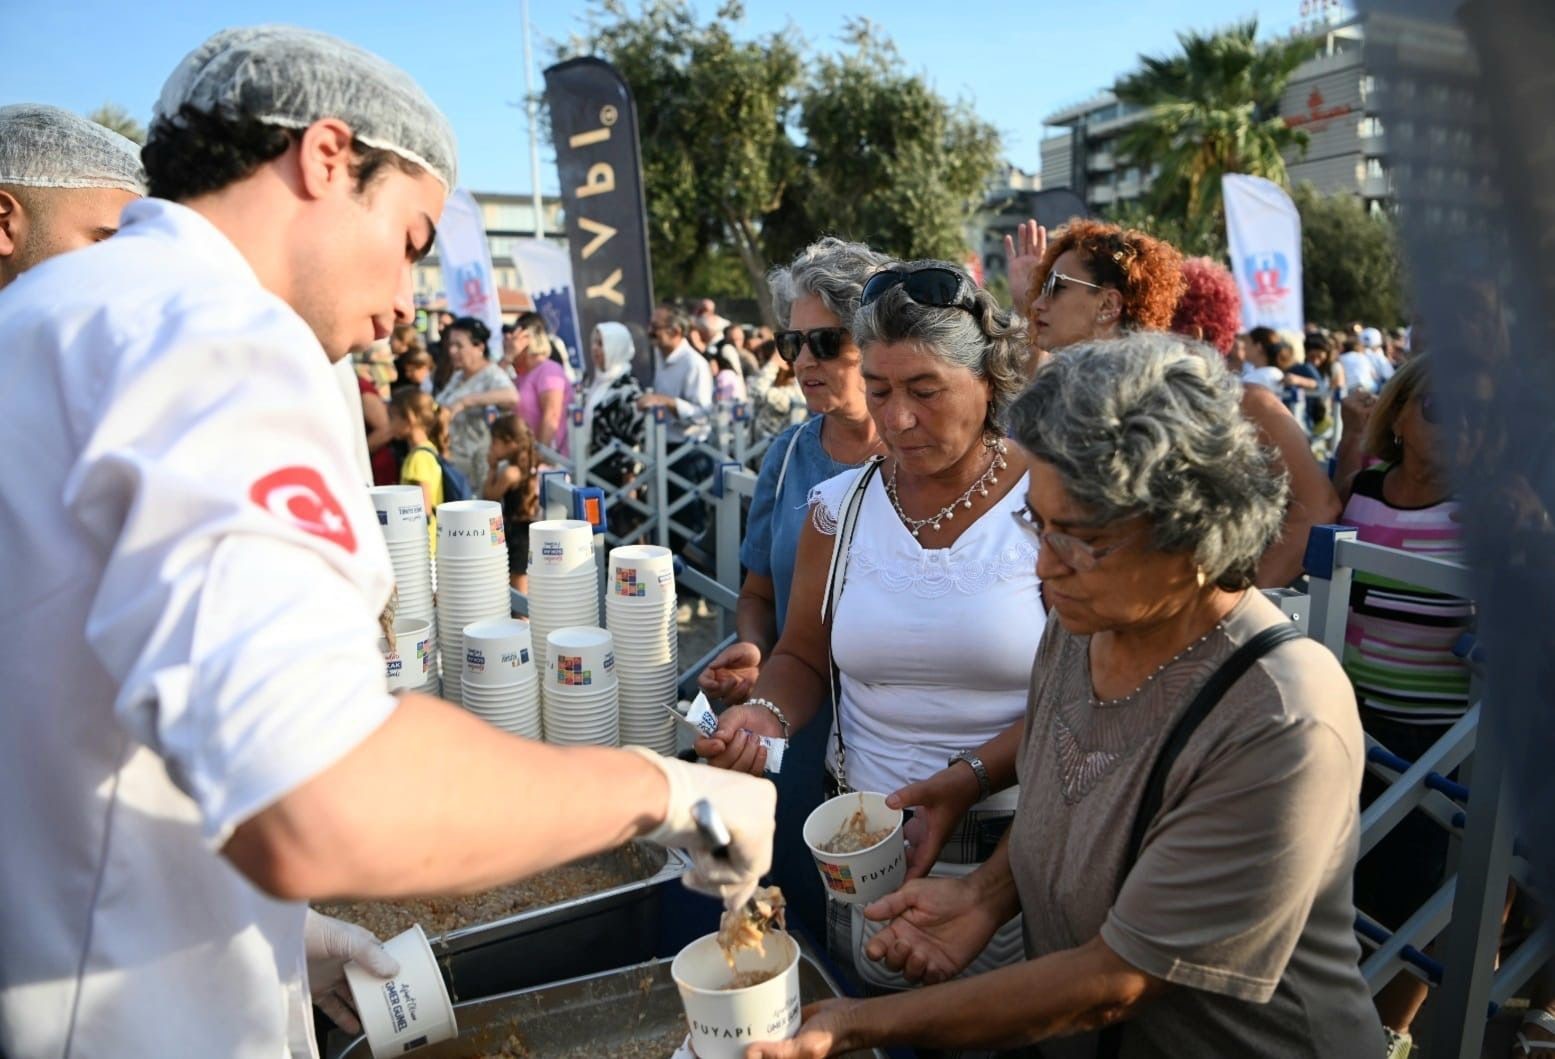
[948,750,991,801]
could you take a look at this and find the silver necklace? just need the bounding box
[886,439,1008,538]
[1089,622,1224,707]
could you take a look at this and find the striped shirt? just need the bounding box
[1340,465,1473,725]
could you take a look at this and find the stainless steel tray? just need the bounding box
[331,950,888,1059]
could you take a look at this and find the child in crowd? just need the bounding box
[390,389,446,554]
[484,415,540,592]
[395,349,435,396]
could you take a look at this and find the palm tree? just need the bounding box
[87,103,145,145]
[1114,20,1317,240]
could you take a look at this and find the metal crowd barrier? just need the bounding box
[1304,524,1550,1058]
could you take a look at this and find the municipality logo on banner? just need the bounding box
[435,188,504,344]
[1222,174,1304,333]
[513,239,584,376]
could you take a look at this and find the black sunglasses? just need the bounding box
[775,327,849,364]
[860,266,978,314]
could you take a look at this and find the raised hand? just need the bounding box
[1004,219,1048,316]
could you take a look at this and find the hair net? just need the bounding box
[0,104,146,193]
[153,25,457,190]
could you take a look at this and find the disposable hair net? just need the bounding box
[0,104,146,193]
[153,25,457,189]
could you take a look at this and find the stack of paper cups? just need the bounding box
[379,617,439,696]
[436,500,511,705]
[370,486,434,625]
[461,619,542,739]
[543,626,620,747]
[526,520,600,693]
[606,545,679,755]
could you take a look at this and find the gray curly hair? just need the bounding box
[851,260,1029,430]
[768,237,889,329]
[1005,332,1288,590]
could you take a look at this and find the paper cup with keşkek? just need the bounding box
[343,924,457,1059]
[671,931,801,1059]
[801,791,906,906]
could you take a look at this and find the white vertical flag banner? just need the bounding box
[435,188,503,345]
[1223,173,1304,333]
[512,238,584,377]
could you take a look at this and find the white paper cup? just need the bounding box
[528,519,595,576]
[370,486,428,543]
[546,627,615,689]
[672,931,801,1059]
[343,924,457,1059]
[608,545,677,604]
[379,619,435,693]
[436,500,507,557]
[801,792,906,906]
[461,619,535,688]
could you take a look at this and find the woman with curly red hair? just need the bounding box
[1171,256,1243,355]
[1011,218,1339,587]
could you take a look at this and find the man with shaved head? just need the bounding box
[0,103,145,289]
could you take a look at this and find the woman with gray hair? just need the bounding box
[751,333,1380,1059]
[698,236,889,936]
[698,260,1042,985]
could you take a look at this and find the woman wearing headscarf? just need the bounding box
[584,322,646,537]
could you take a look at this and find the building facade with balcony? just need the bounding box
[1035,13,1476,221]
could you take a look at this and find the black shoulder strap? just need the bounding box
[1095,620,1304,1059]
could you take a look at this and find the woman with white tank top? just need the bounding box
[698,260,1043,992]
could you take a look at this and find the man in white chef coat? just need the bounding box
[0,103,145,289]
[0,26,774,1059]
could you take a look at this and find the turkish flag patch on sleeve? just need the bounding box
[249,466,357,553]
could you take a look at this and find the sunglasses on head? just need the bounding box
[775,327,850,363]
[860,266,978,314]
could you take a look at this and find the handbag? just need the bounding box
[1093,621,1304,1059]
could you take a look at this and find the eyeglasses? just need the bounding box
[1010,505,1141,572]
[1037,270,1107,302]
[774,327,850,364]
[860,266,978,314]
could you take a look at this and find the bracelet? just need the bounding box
[948,751,992,802]
[745,697,790,739]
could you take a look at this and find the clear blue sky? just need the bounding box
[3,0,1313,194]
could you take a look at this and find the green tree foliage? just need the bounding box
[775,21,1000,268]
[1114,20,1316,247]
[1293,183,1406,327]
[561,3,1001,321]
[88,103,145,145]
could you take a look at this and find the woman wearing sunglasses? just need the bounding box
[1335,355,1480,1057]
[697,259,1041,986]
[697,237,889,936]
[747,334,1380,1059]
[1025,218,1341,589]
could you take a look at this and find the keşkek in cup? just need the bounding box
[343,924,457,1059]
[802,791,904,905]
[671,931,801,1059]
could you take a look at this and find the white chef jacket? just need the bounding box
[0,199,398,1058]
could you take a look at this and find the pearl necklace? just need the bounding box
[1089,622,1224,707]
[886,440,1008,538]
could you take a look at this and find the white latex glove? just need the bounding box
[625,746,776,911]
[304,909,401,1035]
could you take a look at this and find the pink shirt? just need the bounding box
[514,357,574,456]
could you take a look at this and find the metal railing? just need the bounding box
[1304,524,1550,1058]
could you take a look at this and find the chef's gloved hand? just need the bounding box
[304,909,400,1035]
[625,746,776,911]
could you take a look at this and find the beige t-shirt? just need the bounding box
[1007,591,1382,1058]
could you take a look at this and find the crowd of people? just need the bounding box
[0,21,1529,1059]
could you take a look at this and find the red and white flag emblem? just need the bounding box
[249,466,356,553]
